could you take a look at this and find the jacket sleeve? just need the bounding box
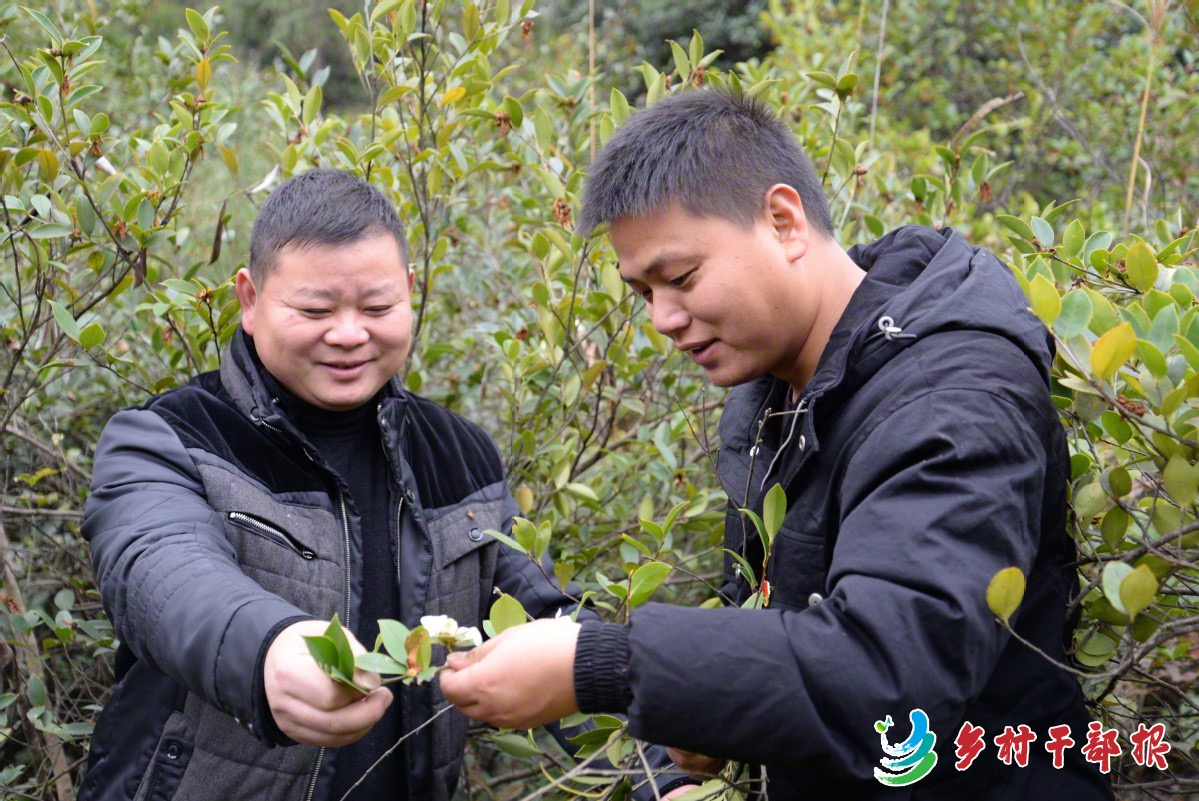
[620,386,1046,778]
[83,408,311,735]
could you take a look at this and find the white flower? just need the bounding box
[456,626,482,648]
[420,615,456,638]
[420,615,481,648]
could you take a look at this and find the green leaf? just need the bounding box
[488,732,542,758]
[1030,216,1054,247]
[1162,454,1199,506]
[48,300,81,341]
[378,619,411,661]
[761,483,787,545]
[1101,506,1129,550]
[302,84,322,126]
[1118,565,1158,620]
[1061,219,1085,258]
[986,566,1025,624]
[628,562,671,608]
[21,6,63,45]
[1124,241,1159,292]
[26,674,46,708]
[739,507,768,555]
[489,593,527,635]
[1101,562,1133,615]
[79,321,104,349]
[564,482,598,502]
[303,634,347,680]
[1073,482,1108,521]
[324,614,356,677]
[355,651,406,675]
[512,516,537,554]
[1028,273,1061,325]
[184,8,210,44]
[29,222,72,239]
[1054,290,1092,339]
[997,214,1035,243]
[1090,323,1136,381]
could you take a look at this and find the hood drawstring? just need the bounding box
[760,398,809,490]
[877,315,917,342]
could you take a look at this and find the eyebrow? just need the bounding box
[290,284,400,301]
[620,250,695,283]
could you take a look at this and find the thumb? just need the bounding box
[364,686,393,714]
[444,648,479,671]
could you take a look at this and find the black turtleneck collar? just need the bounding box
[242,333,384,439]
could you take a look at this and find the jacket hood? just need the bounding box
[816,224,1053,399]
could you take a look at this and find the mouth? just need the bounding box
[320,359,371,376]
[679,339,717,365]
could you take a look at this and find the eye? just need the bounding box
[668,268,695,288]
[365,306,394,315]
[300,308,330,317]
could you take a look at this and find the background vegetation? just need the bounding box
[0,0,1196,798]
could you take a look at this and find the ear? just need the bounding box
[763,184,810,262]
[407,267,416,297]
[234,268,259,335]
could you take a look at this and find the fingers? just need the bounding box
[667,747,726,780]
[264,619,391,746]
[438,619,580,730]
[279,687,393,747]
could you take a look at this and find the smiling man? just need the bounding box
[439,91,1114,799]
[79,169,598,801]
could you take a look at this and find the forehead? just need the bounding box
[610,205,744,280]
[265,234,408,289]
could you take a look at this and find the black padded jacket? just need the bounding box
[577,226,1114,800]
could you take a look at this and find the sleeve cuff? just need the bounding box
[573,620,633,714]
[250,614,315,746]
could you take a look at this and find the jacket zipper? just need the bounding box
[303,472,353,801]
[254,415,360,801]
[379,413,405,601]
[227,512,315,560]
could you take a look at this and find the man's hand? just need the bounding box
[667,747,726,780]
[440,618,580,729]
[264,619,392,746]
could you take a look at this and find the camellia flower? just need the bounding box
[420,615,482,648]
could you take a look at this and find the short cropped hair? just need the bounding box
[579,90,833,237]
[248,168,409,282]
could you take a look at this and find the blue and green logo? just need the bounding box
[873,709,938,787]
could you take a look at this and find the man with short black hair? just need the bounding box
[80,169,620,801]
[441,90,1115,799]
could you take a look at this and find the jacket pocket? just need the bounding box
[766,525,828,612]
[132,711,194,801]
[226,511,316,560]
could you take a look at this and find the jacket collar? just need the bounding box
[220,326,410,444]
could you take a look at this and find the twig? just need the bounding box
[336,703,456,801]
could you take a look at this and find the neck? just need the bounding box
[781,237,866,395]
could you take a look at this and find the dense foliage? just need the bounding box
[0,1,1196,799]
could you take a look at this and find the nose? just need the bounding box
[648,297,690,338]
[324,312,370,348]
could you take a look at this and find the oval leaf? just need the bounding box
[1119,565,1158,620]
[489,592,527,635]
[628,562,671,608]
[1090,322,1136,381]
[986,566,1026,624]
[1101,562,1133,615]
[1124,241,1158,293]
